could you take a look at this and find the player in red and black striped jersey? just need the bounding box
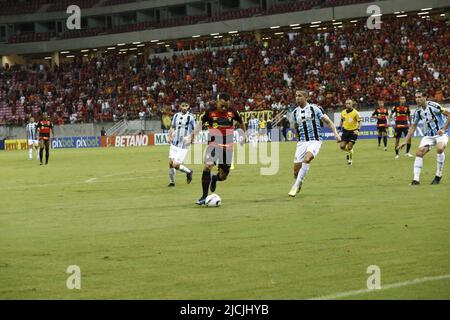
[194,92,246,205]
[391,96,412,158]
[36,112,54,165]
[371,100,390,151]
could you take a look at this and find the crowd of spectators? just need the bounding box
[0,16,448,126]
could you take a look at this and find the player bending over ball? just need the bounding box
[288,90,341,197]
[167,101,196,187]
[194,92,246,205]
[398,91,450,185]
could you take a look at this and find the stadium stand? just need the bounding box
[3,0,375,43]
[0,16,448,125]
[0,0,48,16]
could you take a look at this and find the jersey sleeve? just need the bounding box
[314,106,325,119]
[171,114,177,128]
[428,102,445,114]
[355,111,361,122]
[189,116,196,132]
[413,109,421,125]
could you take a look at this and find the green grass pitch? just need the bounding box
[1,139,449,299]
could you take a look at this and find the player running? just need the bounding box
[339,99,361,165]
[167,101,195,187]
[391,96,412,159]
[288,90,341,197]
[371,99,389,151]
[194,92,246,205]
[398,91,450,185]
[26,116,39,161]
[36,112,54,165]
[247,113,260,148]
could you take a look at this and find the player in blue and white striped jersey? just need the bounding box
[288,90,341,197]
[26,117,39,161]
[247,114,260,148]
[167,102,196,187]
[399,91,450,185]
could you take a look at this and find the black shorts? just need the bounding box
[377,127,387,134]
[395,127,409,138]
[342,129,358,144]
[205,145,233,172]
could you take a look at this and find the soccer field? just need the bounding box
[1,139,449,299]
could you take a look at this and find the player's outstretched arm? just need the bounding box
[322,115,341,142]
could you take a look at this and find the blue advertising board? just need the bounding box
[51,136,101,149]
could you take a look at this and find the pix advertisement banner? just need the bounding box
[101,134,153,147]
[0,139,4,150]
[51,136,101,149]
[4,139,28,151]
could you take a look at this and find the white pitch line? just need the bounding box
[308,274,450,300]
[85,178,97,183]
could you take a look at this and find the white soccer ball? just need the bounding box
[205,194,221,207]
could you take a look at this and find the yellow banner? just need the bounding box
[193,110,273,123]
[5,139,28,151]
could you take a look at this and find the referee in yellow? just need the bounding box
[339,99,361,165]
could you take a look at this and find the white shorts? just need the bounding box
[293,140,322,163]
[28,139,38,146]
[419,134,448,149]
[169,145,188,164]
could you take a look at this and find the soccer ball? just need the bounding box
[205,194,221,207]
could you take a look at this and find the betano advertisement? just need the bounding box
[101,134,154,147]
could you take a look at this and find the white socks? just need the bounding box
[29,148,33,160]
[178,165,191,174]
[436,153,445,177]
[413,153,446,181]
[294,163,310,188]
[169,168,176,183]
[413,157,423,181]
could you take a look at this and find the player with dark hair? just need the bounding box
[398,91,449,185]
[167,101,195,187]
[194,92,246,205]
[372,99,390,151]
[288,90,341,197]
[36,112,54,165]
[339,99,361,165]
[391,96,412,159]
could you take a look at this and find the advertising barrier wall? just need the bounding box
[51,136,101,149]
[101,134,153,147]
[0,139,4,150]
[4,139,28,150]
